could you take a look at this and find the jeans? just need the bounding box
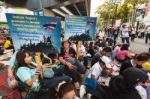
[41,76,71,88]
[122,37,130,45]
[65,58,86,74]
[145,33,150,44]
[130,34,135,41]
[64,58,86,82]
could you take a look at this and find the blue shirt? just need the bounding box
[16,67,35,82]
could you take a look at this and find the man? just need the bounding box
[145,25,150,44]
[121,25,130,45]
[91,47,112,66]
[120,53,148,75]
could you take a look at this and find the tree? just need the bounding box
[117,3,133,22]
[124,0,148,25]
[96,1,117,26]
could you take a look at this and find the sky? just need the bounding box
[90,0,105,17]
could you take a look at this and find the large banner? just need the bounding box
[6,13,61,53]
[64,16,97,41]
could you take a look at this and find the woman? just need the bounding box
[59,40,86,89]
[116,44,129,62]
[77,41,89,68]
[87,42,95,58]
[15,51,71,93]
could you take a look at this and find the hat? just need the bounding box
[101,56,112,68]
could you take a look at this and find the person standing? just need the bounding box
[121,25,130,46]
[131,27,136,42]
[113,27,120,45]
[145,25,150,44]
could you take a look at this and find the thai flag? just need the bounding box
[43,21,57,31]
[87,21,94,26]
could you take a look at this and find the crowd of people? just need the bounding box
[0,35,13,55]
[0,24,150,99]
[101,24,150,46]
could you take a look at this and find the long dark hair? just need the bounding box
[16,51,29,67]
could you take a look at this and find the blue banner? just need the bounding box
[64,16,97,41]
[6,13,61,53]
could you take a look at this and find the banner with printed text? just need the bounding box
[6,13,61,53]
[64,16,97,41]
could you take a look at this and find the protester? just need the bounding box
[3,37,13,49]
[0,36,4,55]
[91,47,112,66]
[59,40,86,89]
[119,53,149,75]
[57,82,79,99]
[77,41,89,68]
[116,44,129,62]
[145,25,150,44]
[121,25,130,45]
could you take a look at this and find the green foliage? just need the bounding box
[96,0,148,26]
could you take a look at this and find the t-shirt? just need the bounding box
[114,46,121,55]
[121,28,129,37]
[16,67,35,82]
[88,62,102,79]
[3,40,11,49]
[59,47,76,59]
[116,50,128,61]
[147,26,150,33]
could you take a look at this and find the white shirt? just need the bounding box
[88,62,102,79]
[122,28,129,37]
[79,45,86,53]
[135,85,147,99]
[71,43,77,51]
[147,26,150,33]
[114,46,121,55]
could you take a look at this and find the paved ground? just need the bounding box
[130,38,149,53]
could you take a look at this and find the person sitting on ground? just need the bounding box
[91,67,149,99]
[77,41,89,69]
[0,36,4,55]
[113,43,122,57]
[108,67,148,99]
[59,40,86,89]
[15,51,71,98]
[87,41,95,58]
[120,53,149,75]
[91,47,112,66]
[3,37,13,49]
[116,44,129,62]
[57,82,79,99]
[141,52,150,71]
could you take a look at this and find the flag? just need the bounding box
[43,21,57,31]
[87,21,94,26]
